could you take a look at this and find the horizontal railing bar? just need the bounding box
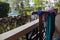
[0,19,39,40]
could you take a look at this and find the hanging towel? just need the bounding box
[46,12,55,40]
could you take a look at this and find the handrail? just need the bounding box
[0,19,39,40]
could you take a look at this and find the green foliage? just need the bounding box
[55,0,60,7]
[34,0,43,7]
[0,2,10,18]
[38,7,42,10]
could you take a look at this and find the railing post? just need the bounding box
[39,11,49,40]
[39,14,43,40]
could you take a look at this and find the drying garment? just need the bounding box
[37,10,43,16]
[46,12,55,40]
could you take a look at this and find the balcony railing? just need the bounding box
[0,19,39,40]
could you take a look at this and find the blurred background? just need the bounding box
[0,0,60,40]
